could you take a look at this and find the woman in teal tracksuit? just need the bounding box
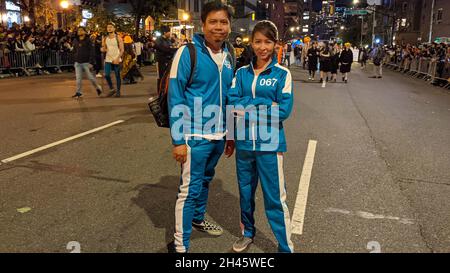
[227,21,294,253]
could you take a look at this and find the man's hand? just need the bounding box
[173,144,187,164]
[88,64,93,69]
[224,140,235,158]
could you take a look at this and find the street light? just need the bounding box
[353,0,359,4]
[182,13,190,41]
[60,0,69,29]
[60,0,69,9]
[340,26,345,30]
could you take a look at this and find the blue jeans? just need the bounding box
[104,62,121,94]
[74,62,100,94]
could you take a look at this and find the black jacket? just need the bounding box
[73,37,95,64]
[154,36,177,63]
[340,49,353,64]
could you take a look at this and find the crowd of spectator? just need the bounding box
[0,23,157,76]
[383,42,450,83]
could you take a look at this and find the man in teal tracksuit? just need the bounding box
[168,2,235,253]
[227,55,294,253]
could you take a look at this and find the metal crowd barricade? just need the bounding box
[407,57,420,76]
[415,57,431,79]
[0,50,75,77]
[429,60,450,88]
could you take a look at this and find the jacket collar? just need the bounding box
[249,56,279,74]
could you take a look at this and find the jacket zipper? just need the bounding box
[204,42,228,136]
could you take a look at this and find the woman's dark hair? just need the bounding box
[201,1,234,23]
[251,20,278,43]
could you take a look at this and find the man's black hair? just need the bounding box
[201,0,234,23]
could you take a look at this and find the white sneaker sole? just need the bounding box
[232,241,253,253]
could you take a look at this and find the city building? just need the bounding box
[420,0,450,43]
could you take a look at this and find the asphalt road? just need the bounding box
[0,63,449,253]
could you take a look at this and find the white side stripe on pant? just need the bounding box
[174,143,191,253]
[277,153,295,252]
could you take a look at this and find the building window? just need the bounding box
[437,8,443,23]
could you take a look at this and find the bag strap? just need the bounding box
[224,41,236,71]
[186,43,196,87]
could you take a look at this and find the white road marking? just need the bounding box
[1,120,125,164]
[325,207,414,225]
[291,140,318,235]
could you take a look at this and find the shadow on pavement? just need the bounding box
[132,175,277,253]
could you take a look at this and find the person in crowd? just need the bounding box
[101,22,124,97]
[307,41,318,81]
[319,42,331,88]
[369,44,385,79]
[121,35,144,85]
[339,42,353,83]
[71,27,102,98]
[330,43,340,83]
[154,25,177,91]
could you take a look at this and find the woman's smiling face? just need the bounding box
[251,31,275,62]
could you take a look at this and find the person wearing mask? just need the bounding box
[101,22,124,97]
[339,42,353,83]
[168,1,235,253]
[227,20,294,253]
[234,35,253,70]
[71,27,102,98]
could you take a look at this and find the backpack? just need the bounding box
[148,42,236,128]
[148,43,196,128]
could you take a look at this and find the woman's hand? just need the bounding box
[173,144,187,164]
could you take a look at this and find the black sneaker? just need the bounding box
[114,93,121,98]
[377,76,382,79]
[192,220,223,236]
[345,79,348,83]
[71,93,83,98]
[96,87,102,96]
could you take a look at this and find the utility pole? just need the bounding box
[371,5,376,47]
[428,0,435,43]
[360,16,364,47]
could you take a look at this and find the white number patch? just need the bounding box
[260,78,278,87]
